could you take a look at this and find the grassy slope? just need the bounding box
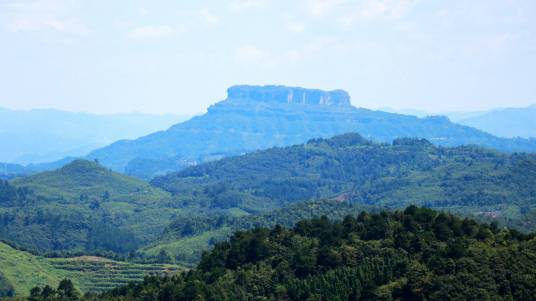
[0,242,182,297]
[0,241,68,296]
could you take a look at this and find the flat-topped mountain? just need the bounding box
[87,85,536,179]
[226,85,351,107]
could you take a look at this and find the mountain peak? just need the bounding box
[60,159,105,173]
[226,85,351,107]
[55,159,116,181]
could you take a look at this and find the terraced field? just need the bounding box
[49,257,181,293]
[0,242,182,297]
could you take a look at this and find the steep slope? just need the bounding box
[1,160,179,253]
[152,133,536,228]
[0,107,189,164]
[97,207,536,301]
[87,85,536,179]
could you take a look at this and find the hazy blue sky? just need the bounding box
[0,0,535,114]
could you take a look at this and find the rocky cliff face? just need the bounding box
[226,85,351,107]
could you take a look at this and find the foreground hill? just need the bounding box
[153,133,536,220]
[64,207,536,300]
[0,107,189,165]
[0,241,180,297]
[87,85,536,179]
[1,160,179,253]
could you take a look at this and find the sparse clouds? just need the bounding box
[137,7,149,17]
[228,0,269,12]
[8,16,88,34]
[285,21,306,34]
[305,0,345,17]
[1,0,535,113]
[358,0,418,19]
[3,0,89,34]
[199,8,220,25]
[234,44,310,68]
[235,45,276,67]
[127,25,180,40]
[303,0,418,26]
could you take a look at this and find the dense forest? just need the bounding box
[153,133,536,229]
[26,207,536,300]
[3,133,536,261]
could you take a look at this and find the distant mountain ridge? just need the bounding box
[453,105,536,138]
[384,104,536,138]
[0,108,190,164]
[86,85,536,179]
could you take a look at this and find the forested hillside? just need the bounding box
[153,133,536,228]
[0,160,179,254]
[4,133,536,296]
[36,207,536,300]
[4,133,536,261]
[141,200,372,265]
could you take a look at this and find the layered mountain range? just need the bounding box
[86,85,536,179]
[453,105,536,138]
[0,108,188,164]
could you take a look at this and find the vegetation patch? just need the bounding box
[0,242,182,297]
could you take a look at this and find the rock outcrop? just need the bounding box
[226,85,351,107]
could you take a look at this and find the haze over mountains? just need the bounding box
[452,105,536,138]
[384,104,536,139]
[0,108,190,164]
[2,0,535,298]
[85,85,536,179]
[2,87,536,298]
[3,86,536,182]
